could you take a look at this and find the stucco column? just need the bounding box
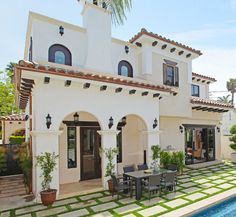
[143,130,160,166]
[31,130,62,202]
[98,130,119,189]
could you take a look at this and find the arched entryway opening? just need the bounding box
[116,114,148,174]
[58,111,103,196]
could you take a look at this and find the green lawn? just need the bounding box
[1,161,236,217]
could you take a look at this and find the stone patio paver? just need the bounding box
[223,176,236,181]
[98,196,116,203]
[212,179,226,184]
[180,182,197,188]
[181,187,201,193]
[217,183,234,189]
[15,204,45,215]
[194,179,209,184]
[140,197,165,206]
[70,200,97,209]
[208,176,220,180]
[91,202,119,213]
[202,187,221,195]
[58,209,89,217]
[53,198,78,206]
[92,211,113,217]
[164,198,189,208]
[36,206,67,217]
[185,192,207,201]
[138,205,167,217]
[119,197,136,204]
[80,193,104,201]
[164,191,185,200]
[201,183,215,188]
[230,180,236,184]
[113,204,141,214]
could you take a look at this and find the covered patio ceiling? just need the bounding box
[191,97,234,113]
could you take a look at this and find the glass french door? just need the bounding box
[185,126,215,165]
[80,127,101,180]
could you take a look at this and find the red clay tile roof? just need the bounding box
[192,72,217,82]
[129,28,202,56]
[191,97,234,109]
[0,114,26,121]
[16,60,176,94]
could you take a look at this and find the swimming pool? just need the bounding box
[191,196,236,217]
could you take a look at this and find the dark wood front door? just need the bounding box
[80,127,101,180]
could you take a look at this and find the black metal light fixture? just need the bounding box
[46,114,52,129]
[108,116,114,129]
[179,126,183,133]
[59,26,64,36]
[24,115,29,121]
[217,127,220,133]
[122,116,127,126]
[73,112,79,123]
[125,45,129,54]
[153,118,158,129]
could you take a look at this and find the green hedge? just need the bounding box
[9,136,25,145]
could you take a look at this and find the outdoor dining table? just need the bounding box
[124,169,171,200]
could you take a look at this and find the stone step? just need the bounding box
[0,185,25,194]
[0,189,26,198]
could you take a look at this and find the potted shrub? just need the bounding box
[151,145,161,172]
[36,152,58,206]
[229,125,236,163]
[160,151,171,169]
[100,147,118,192]
[175,151,185,174]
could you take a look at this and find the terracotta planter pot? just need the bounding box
[107,179,114,193]
[40,189,57,206]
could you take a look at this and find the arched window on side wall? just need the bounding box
[48,44,72,66]
[118,60,133,77]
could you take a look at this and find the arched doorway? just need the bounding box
[116,114,148,174]
[59,111,102,185]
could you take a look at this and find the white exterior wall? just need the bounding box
[192,80,209,99]
[221,109,236,159]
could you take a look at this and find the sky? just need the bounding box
[0,0,236,99]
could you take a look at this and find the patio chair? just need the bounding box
[161,171,176,192]
[137,163,148,171]
[167,164,178,184]
[143,174,162,201]
[123,165,135,173]
[111,174,133,200]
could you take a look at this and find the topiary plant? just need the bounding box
[229,124,236,152]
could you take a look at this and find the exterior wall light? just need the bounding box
[125,46,129,54]
[73,112,79,123]
[59,26,64,36]
[122,116,127,126]
[179,126,184,133]
[46,114,52,129]
[24,115,29,121]
[153,118,158,129]
[217,127,220,133]
[108,116,114,129]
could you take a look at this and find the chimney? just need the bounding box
[79,0,113,73]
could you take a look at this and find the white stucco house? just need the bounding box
[14,0,234,200]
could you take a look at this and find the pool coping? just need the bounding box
[159,188,236,217]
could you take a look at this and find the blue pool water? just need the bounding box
[191,196,236,217]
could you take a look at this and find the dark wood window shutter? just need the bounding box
[174,67,179,87]
[163,63,167,85]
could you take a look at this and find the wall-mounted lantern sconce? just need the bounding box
[59,26,64,36]
[108,116,114,129]
[179,126,183,133]
[73,112,79,123]
[217,127,220,133]
[153,118,158,129]
[24,115,29,121]
[125,45,129,54]
[46,114,52,129]
[122,116,127,126]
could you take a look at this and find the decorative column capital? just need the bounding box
[97,130,120,136]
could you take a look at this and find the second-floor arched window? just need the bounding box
[118,60,133,77]
[48,44,72,66]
